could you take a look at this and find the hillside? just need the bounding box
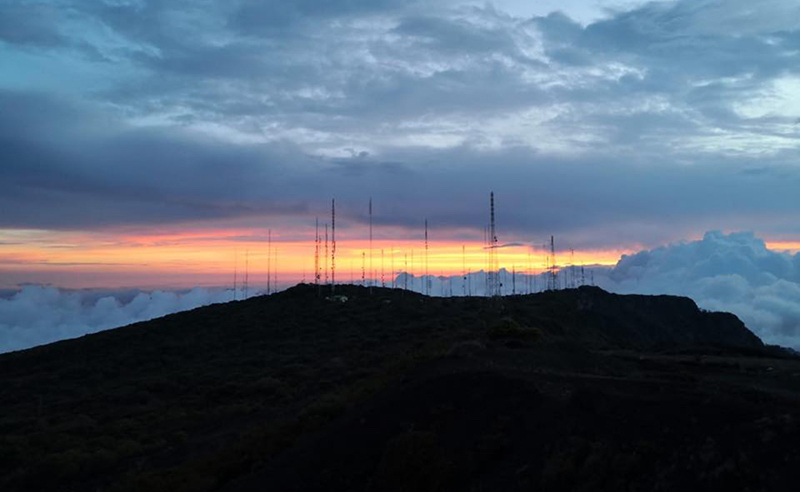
[1,285,798,491]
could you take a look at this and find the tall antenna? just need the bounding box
[462,244,467,297]
[313,219,319,287]
[369,197,373,293]
[484,226,488,296]
[527,249,532,294]
[314,219,321,297]
[404,252,408,290]
[381,248,385,287]
[424,219,429,296]
[361,252,366,286]
[411,249,415,292]
[570,249,575,289]
[324,223,329,285]
[331,198,336,293]
[244,249,249,299]
[233,250,238,301]
[489,192,499,297]
[549,235,557,291]
[267,229,272,294]
[512,265,516,295]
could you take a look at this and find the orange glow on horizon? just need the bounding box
[2,227,797,289]
[0,228,629,288]
[766,241,800,252]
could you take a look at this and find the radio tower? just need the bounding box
[462,244,467,296]
[314,218,319,285]
[489,192,499,297]
[244,249,249,299]
[512,265,516,295]
[369,197,373,294]
[324,224,329,285]
[484,226,489,296]
[273,246,278,292]
[315,220,321,296]
[331,198,336,293]
[570,249,575,289]
[424,219,429,295]
[404,253,408,290]
[527,249,532,294]
[267,229,272,294]
[233,250,238,301]
[549,235,557,291]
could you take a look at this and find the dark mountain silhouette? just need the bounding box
[1,285,798,492]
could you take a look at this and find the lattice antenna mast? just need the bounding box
[324,224,329,285]
[549,235,557,291]
[273,246,278,292]
[424,219,429,295]
[490,191,499,297]
[462,244,467,297]
[411,249,414,291]
[267,229,272,294]
[528,249,532,294]
[484,226,488,296]
[404,253,408,290]
[568,249,573,288]
[244,249,249,299]
[331,198,336,294]
[369,197,373,294]
[512,265,516,295]
[361,252,366,286]
[545,242,550,291]
[233,250,238,301]
[313,219,319,286]
[391,245,395,289]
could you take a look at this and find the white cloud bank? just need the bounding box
[0,287,235,353]
[599,231,800,349]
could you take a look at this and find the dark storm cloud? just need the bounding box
[0,2,107,60]
[0,91,313,228]
[3,89,800,250]
[392,14,523,56]
[2,0,800,246]
[231,0,418,34]
[0,4,67,48]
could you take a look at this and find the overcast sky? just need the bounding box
[2,0,800,249]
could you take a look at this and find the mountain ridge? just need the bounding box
[1,285,798,491]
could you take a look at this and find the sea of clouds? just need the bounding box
[2,231,799,353]
[0,287,235,353]
[601,231,800,349]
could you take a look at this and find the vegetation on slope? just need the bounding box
[0,285,794,491]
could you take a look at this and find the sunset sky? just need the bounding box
[3,0,800,290]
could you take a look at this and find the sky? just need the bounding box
[2,0,800,291]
